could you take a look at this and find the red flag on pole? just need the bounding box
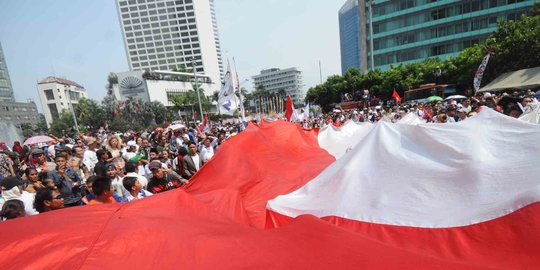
[285,96,297,122]
[392,89,401,104]
[193,111,197,121]
[199,114,209,134]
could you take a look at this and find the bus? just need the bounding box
[404,84,458,103]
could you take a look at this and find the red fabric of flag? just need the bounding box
[392,88,401,103]
[285,96,295,122]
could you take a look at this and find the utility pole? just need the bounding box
[192,58,204,122]
[358,0,368,74]
[65,87,80,135]
[319,60,323,84]
[368,0,375,71]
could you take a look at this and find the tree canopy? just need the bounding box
[306,14,540,112]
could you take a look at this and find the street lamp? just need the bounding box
[191,58,204,123]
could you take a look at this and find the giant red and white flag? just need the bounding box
[1,107,539,269]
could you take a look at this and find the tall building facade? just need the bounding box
[0,42,15,102]
[111,69,215,106]
[37,77,88,127]
[116,0,223,89]
[339,0,538,73]
[0,101,40,127]
[252,68,305,106]
[339,0,361,75]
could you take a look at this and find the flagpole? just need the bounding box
[232,57,246,129]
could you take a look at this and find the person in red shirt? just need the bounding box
[147,161,186,194]
[87,176,116,205]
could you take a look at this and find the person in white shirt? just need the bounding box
[198,136,218,163]
[143,148,167,178]
[122,176,153,202]
[183,142,203,179]
[124,161,149,189]
[122,142,138,161]
[0,176,38,216]
[105,164,128,199]
[83,137,99,176]
[461,99,472,114]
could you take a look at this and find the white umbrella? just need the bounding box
[167,124,186,130]
[23,135,54,146]
[444,95,467,101]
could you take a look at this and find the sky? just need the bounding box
[0,0,343,110]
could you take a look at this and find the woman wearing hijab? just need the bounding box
[12,141,23,156]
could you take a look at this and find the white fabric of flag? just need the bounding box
[218,62,238,115]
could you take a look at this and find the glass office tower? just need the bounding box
[340,0,538,73]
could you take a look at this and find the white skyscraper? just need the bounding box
[116,0,223,87]
[252,68,305,106]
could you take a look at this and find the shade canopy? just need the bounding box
[478,67,540,92]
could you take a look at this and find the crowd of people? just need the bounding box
[0,122,243,221]
[318,89,538,126]
[0,89,538,221]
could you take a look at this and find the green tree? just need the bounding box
[306,13,540,109]
[106,73,118,96]
[147,100,173,125]
[33,116,48,135]
[74,97,105,133]
[170,86,213,114]
[483,15,540,84]
[20,123,33,137]
[49,111,77,137]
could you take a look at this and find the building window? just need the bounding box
[48,104,59,120]
[44,89,55,100]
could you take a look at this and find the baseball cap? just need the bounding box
[104,163,116,170]
[0,176,24,190]
[149,160,162,171]
[85,137,97,145]
[31,149,44,156]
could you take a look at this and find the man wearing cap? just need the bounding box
[457,108,468,122]
[147,160,186,194]
[32,149,55,173]
[0,176,38,215]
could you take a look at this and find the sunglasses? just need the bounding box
[53,194,64,200]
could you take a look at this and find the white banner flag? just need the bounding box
[218,62,238,115]
[473,53,491,92]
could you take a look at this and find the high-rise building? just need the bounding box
[0,101,40,127]
[0,42,15,102]
[252,68,305,106]
[116,0,223,90]
[37,77,88,127]
[339,0,362,76]
[339,0,538,74]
